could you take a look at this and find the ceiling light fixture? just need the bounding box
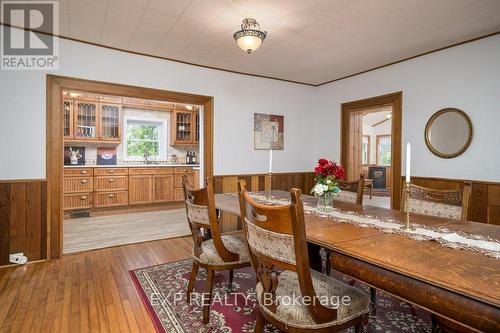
[233,18,267,54]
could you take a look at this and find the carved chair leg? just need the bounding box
[186,262,199,303]
[228,269,234,287]
[370,287,377,316]
[355,313,369,333]
[325,249,332,275]
[254,310,265,333]
[203,269,215,324]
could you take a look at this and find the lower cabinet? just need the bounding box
[63,166,193,210]
[129,175,153,205]
[94,191,128,207]
[153,175,174,203]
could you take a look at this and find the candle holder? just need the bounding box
[401,181,416,231]
[265,173,272,199]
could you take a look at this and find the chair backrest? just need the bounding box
[337,174,365,204]
[238,180,337,324]
[182,176,239,262]
[401,182,471,220]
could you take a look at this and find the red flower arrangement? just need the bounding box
[314,159,345,180]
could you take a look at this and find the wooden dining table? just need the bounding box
[214,190,500,333]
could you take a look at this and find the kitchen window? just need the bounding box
[124,117,167,161]
[376,135,391,165]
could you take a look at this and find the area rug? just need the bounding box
[130,259,431,332]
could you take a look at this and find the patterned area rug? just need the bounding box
[131,259,431,332]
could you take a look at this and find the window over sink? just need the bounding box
[124,117,167,161]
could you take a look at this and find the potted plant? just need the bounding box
[311,159,345,212]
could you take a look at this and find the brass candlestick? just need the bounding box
[265,173,272,199]
[401,181,416,231]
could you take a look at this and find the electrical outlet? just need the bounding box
[9,253,28,265]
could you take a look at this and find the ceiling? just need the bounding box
[11,0,500,85]
[362,108,392,127]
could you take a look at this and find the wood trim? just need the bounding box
[341,92,402,209]
[372,117,390,128]
[1,24,497,87]
[47,75,214,258]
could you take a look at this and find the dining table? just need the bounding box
[214,190,500,333]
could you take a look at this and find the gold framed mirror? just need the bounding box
[425,108,472,158]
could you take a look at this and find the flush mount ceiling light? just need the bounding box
[233,18,267,54]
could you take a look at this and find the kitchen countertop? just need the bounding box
[64,164,199,168]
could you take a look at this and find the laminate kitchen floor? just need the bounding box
[63,209,190,254]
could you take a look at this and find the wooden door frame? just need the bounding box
[341,92,402,209]
[47,74,214,258]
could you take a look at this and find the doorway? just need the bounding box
[47,75,214,258]
[341,92,402,209]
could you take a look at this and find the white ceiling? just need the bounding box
[362,108,392,127]
[18,0,500,85]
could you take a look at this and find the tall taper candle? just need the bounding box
[269,148,273,173]
[405,142,411,183]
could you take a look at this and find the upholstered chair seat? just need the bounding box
[256,270,369,329]
[198,234,250,265]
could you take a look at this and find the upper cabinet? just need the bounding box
[99,103,121,142]
[64,94,122,143]
[74,100,99,140]
[63,98,74,139]
[171,108,200,145]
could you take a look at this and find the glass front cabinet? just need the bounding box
[63,98,74,138]
[170,109,200,145]
[63,95,122,143]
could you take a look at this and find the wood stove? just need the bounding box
[368,166,387,189]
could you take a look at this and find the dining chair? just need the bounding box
[401,182,472,333]
[182,176,251,324]
[402,183,471,221]
[238,180,370,333]
[337,174,365,204]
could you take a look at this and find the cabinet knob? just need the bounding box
[81,179,87,184]
[80,196,87,200]
[109,170,114,174]
[108,194,115,199]
[108,178,115,183]
[81,170,87,175]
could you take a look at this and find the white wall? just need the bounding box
[0,27,316,180]
[317,34,500,182]
[1,28,499,182]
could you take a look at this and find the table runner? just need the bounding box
[242,192,500,259]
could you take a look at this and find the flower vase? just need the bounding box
[317,192,334,212]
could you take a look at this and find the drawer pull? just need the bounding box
[80,196,87,200]
[109,170,115,174]
[108,178,115,183]
[81,179,88,184]
[81,170,87,175]
[108,194,115,199]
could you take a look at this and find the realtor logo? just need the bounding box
[1,0,59,70]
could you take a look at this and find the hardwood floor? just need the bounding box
[64,209,190,254]
[0,236,193,333]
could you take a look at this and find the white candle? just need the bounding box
[269,148,273,174]
[405,142,411,183]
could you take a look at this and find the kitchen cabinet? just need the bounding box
[99,103,122,142]
[152,175,174,203]
[63,98,74,139]
[74,100,99,140]
[171,109,200,145]
[94,191,128,208]
[129,175,153,205]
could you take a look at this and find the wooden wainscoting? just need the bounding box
[213,172,315,232]
[408,176,500,225]
[0,180,47,266]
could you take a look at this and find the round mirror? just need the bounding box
[425,108,472,158]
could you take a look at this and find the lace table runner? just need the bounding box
[242,192,500,259]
